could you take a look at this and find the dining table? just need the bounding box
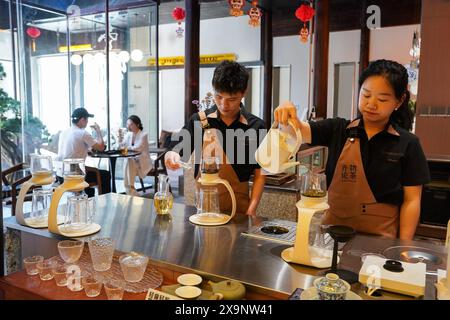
[88,150,141,193]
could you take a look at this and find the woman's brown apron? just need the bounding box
[322,120,400,238]
[195,111,250,215]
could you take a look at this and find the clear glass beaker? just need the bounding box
[30,154,53,176]
[63,158,86,178]
[196,186,220,214]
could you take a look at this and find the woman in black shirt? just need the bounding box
[275,59,430,239]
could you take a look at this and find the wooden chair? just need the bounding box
[1,163,32,216]
[139,130,173,194]
[85,166,103,195]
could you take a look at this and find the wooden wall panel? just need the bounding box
[415,118,450,161]
[272,0,421,37]
[415,0,450,160]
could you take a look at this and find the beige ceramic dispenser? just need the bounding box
[189,157,236,226]
[435,219,450,300]
[255,119,302,174]
[15,154,62,228]
[281,171,335,268]
[48,158,101,237]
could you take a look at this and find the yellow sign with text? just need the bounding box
[148,54,236,66]
[59,44,92,53]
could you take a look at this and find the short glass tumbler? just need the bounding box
[52,263,68,286]
[82,273,103,297]
[88,238,115,271]
[104,279,126,300]
[23,255,44,275]
[37,259,57,281]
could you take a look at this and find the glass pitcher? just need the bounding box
[154,174,173,215]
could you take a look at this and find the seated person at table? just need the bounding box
[118,115,152,196]
[57,107,111,197]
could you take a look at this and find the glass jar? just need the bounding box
[154,174,173,215]
[63,158,86,179]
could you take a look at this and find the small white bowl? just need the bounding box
[175,286,202,299]
[177,273,203,286]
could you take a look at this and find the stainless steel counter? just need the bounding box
[4,193,446,300]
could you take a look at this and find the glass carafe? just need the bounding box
[30,154,53,179]
[154,174,173,215]
[201,156,220,174]
[63,158,86,179]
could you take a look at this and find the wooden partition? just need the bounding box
[415,0,450,160]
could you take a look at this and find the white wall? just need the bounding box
[0,31,15,97]
[273,36,311,120]
[157,21,420,128]
[327,30,361,118]
[158,15,261,132]
[158,15,260,61]
[0,31,12,60]
[370,24,421,65]
[159,68,185,132]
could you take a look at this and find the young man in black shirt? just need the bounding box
[165,61,266,216]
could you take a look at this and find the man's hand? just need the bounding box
[91,122,101,133]
[245,206,257,216]
[164,151,182,170]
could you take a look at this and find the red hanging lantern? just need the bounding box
[172,7,186,38]
[228,0,244,17]
[248,1,262,27]
[26,26,41,52]
[295,3,315,43]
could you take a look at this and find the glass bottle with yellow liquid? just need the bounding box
[154,174,173,215]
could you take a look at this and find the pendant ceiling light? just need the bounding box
[131,13,143,62]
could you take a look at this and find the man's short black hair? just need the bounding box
[212,60,249,94]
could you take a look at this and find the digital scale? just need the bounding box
[359,255,426,298]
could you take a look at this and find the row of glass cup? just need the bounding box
[30,188,95,232]
[23,238,149,299]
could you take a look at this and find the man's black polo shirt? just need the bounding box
[309,117,430,206]
[169,105,266,182]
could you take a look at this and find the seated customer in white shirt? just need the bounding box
[57,107,111,196]
[118,115,152,196]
